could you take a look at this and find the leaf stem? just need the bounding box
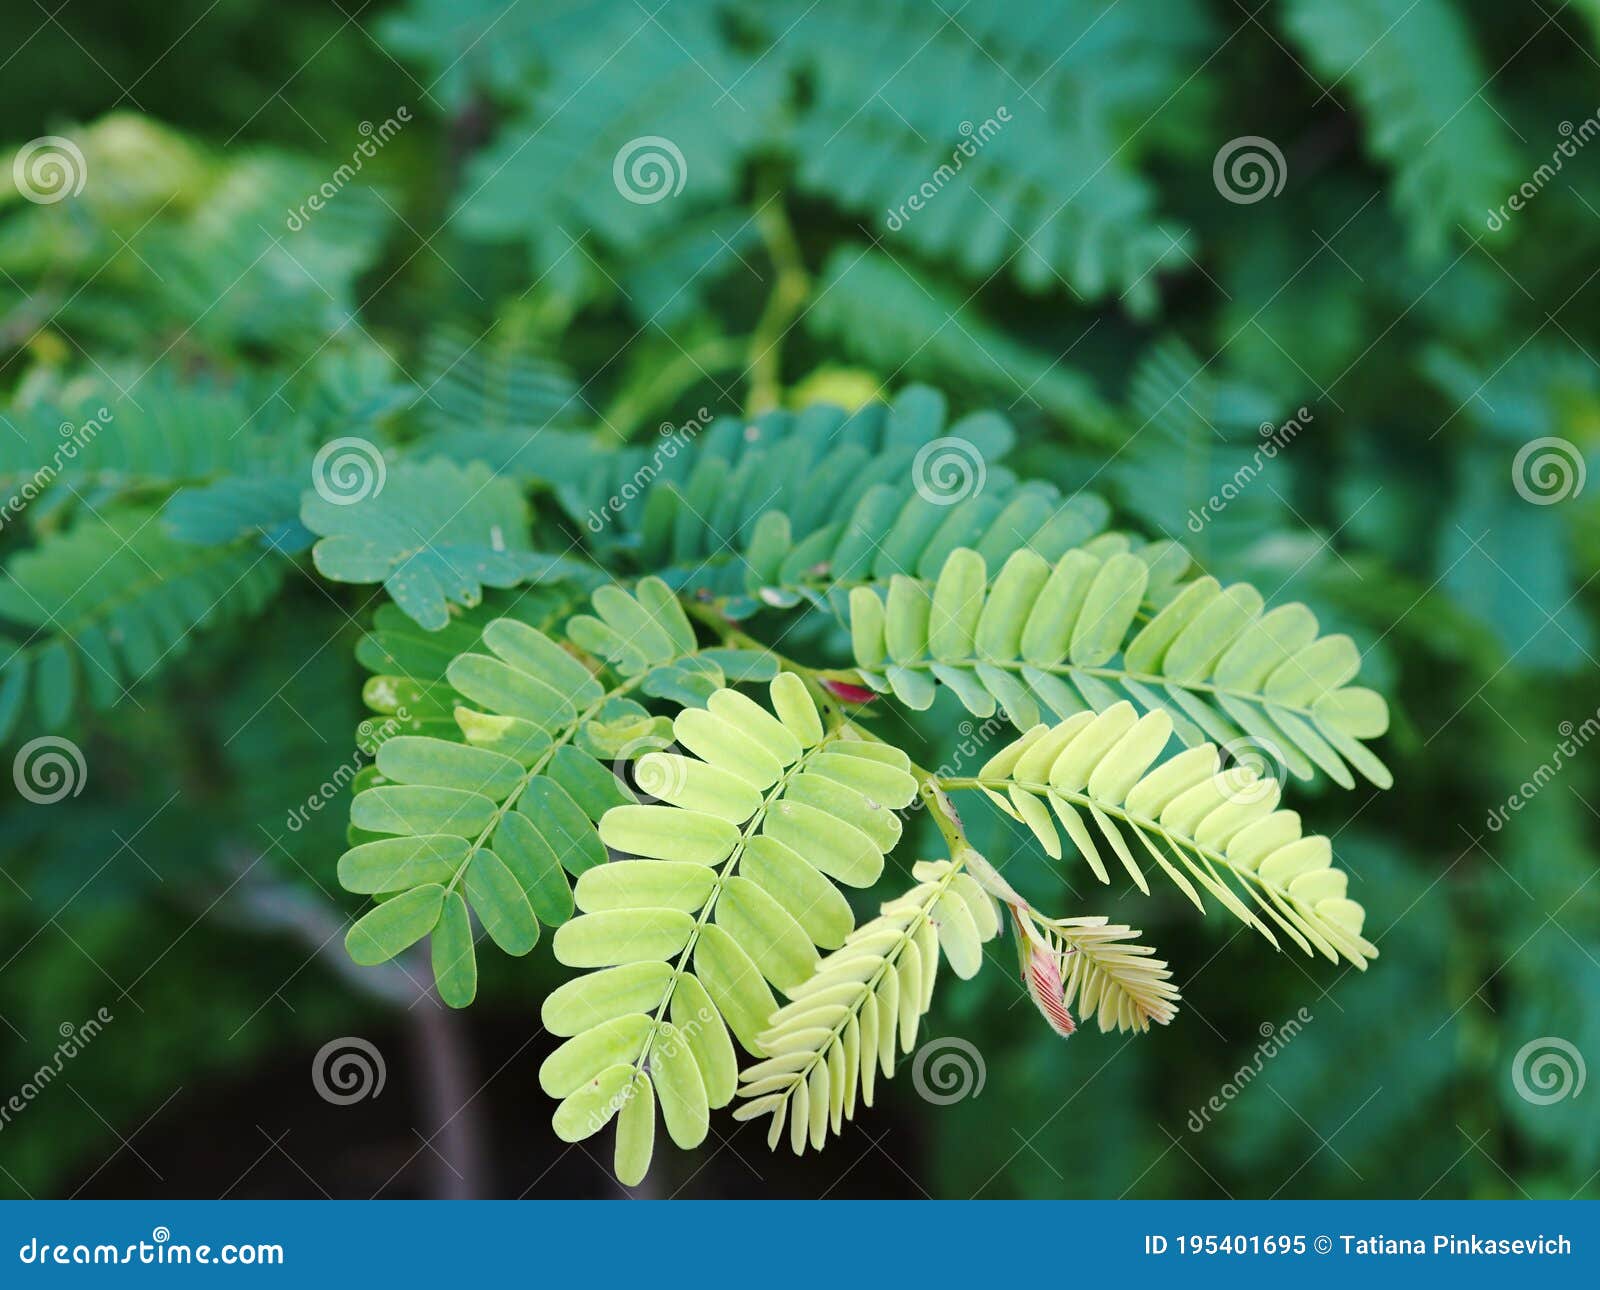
[744,189,811,416]
[600,335,747,441]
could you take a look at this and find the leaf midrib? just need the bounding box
[633,729,845,1075]
[942,773,1362,959]
[891,654,1324,727]
[763,862,960,1119]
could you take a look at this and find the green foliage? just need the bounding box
[337,576,729,1004]
[0,115,390,360]
[736,857,1000,1154]
[807,251,1127,443]
[0,508,281,740]
[3,0,1593,1205]
[1280,0,1516,258]
[314,381,1390,1180]
[303,458,552,630]
[542,673,919,1181]
[775,0,1209,310]
[968,705,1375,966]
[849,545,1391,788]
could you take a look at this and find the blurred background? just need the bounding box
[0,0,1596,1200]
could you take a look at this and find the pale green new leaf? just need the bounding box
[970,702,1378,968]
[734,859,999,1153]
[540,672,918,1182]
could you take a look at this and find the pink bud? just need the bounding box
[821,679,878,704]
[1023,937,1076,1038]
